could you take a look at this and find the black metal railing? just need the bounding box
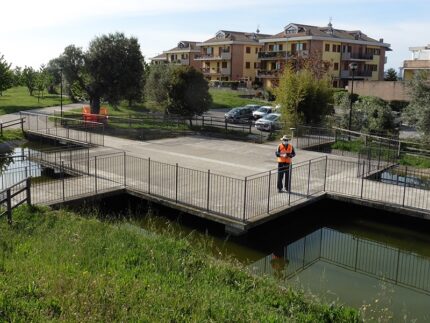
[0,178,31,224]
[0,117,25,135]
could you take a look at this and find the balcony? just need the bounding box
[220,67,231,75]
[342,52,374,61]
[340,70,372,78]
[256,69,281,79]
[195,52,231,61]
[202,68,221,75]
[258,51,289,60]
[172,59,189,65]
[403,60,430,69]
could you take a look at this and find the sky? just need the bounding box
[1,0,429,72]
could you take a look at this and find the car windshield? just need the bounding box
[229,108,240,114]
[262,114,279,121]
[257,107,270,113]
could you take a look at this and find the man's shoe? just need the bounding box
[278,189,284,193]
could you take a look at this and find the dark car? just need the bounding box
[224,107,254,123]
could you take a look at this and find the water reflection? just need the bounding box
[250,227,430,295]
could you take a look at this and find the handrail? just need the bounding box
[0,177,31,224]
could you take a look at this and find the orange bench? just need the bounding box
[82,106,108,124]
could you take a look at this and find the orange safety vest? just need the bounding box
[277,143,293,163]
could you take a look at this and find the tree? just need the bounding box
[0,54,13,96]
[35,65,51,102]
[274,64,333,128]
[57,33,145,113]
[166,66,212,124]
[12,66,23,87]
[22,66,37,96]
[144,64,172,110]
[404,71,430,137]
[385,68,398,81]
[352,96,395,134]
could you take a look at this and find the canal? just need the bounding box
[67,195,430,322]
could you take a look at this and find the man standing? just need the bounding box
[275,135,295,193]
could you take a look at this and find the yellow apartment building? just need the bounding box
[195,30,271,82]
[402,44,430,80]
[150,41,200,69]
[258,23,391,88]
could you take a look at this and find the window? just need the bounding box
[334,63,339,71]
[222,62,227,68]
[366,64,378,72]
[269,45,274,51]
[246,47,251,54]
[255,48,258,54]
[325,44,330,52]
[245,62,251,69]
[335,45,341,52]
[332,44,336,52]
[254,62,260,69]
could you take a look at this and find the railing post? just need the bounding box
[123,152,127,187]
[243,177,247,221]
[148,157,151,194]
[175,163,178,203]
[26,177,32,205]
[267,170,271,213]
[61,161,65,201]
[323,156,328,192]
[7,189,12,224]
[307,160,311,197]
[288,164,292,206]
[402,167,408,207]
[94,156,97,194]
[360,160,365,199]
[207,170,210,211]
[0,123,3,136]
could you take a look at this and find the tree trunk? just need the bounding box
[90,96,101,114]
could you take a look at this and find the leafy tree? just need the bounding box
[22,66,38,96]
[56,33,145,113]
[0,54,13,96]
[144,64,172,110]
[166,66,212,124]
[12,66,23,87]
[35,65,51,102]
[274,64,333,128]
[404,71,430,137]
[384,68,398,81]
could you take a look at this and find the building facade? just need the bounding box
[257,23,391,88]
[402,45,430,80]
[195,30,271,82]
[150,41,200,69]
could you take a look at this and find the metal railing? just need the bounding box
[2,150,430,224]
[0,117,25,135]
[21,112,104,146]
[0,178,31,224]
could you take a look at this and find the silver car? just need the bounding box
[255,113,282,131]
[253,106,276,120]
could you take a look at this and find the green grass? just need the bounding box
[399,154,430,168]
[209,88,268,110]
[331,139,364,152]
[0,86,72,115]
[0,206,359,322]
[0,129,24,143]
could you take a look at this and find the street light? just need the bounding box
[60,68,63,119]
[348,62,358,133]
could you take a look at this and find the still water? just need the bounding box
[76,196,430,322]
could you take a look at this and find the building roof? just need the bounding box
[164,41,200,53]
[198,30,272,46]
[150,53,168,61]
[262,23,390,48]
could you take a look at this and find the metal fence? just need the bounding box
[21,112,104,146]
[1,150,430,223]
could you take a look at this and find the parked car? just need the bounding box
[224,106,254,123]
[255,113,282,131]
[244,104,261,111]
[253,105,277,120]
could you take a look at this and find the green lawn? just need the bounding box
[0,205,359,322]
[0,86,72,115]
[209,88,268,110]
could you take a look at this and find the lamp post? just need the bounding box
[60,68,63,119]
[348,62,358,133]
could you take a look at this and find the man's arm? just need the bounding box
[275,145,281,157]
[289,145,296,158]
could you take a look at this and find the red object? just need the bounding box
[82,106,108,124]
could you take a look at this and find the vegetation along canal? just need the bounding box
[66,194,430,322]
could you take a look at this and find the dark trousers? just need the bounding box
[277,162,291,191]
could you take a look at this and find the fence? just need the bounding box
[0,178,31,224]
[0,117,25,136]
[1,150,430,223]
[20,112,104,146]
[249,227,430,294]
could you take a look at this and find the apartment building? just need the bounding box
[150,41,200,69]
[258,23,391,88]
[402,44,430,80]
[195,30,271,82]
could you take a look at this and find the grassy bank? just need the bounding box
[0,129,24,143]
[0,87,72,115]
[209,88,267,110]
[0,206,359,322]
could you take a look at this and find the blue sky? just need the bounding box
[1,0,428,72]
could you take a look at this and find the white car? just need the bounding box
[253,106,276,120]
[255,113,282,131]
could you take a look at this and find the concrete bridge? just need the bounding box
[4,112,429,234]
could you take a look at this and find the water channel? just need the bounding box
[1,144,430,321]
